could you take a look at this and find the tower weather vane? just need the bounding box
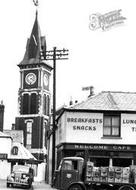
[33,0,38,6]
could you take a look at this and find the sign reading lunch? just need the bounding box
[67,117,103,131]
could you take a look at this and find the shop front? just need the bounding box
[56,143,136,168]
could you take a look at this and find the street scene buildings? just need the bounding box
[0,10,51,182]
[1,1,136,190]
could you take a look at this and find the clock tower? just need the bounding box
[15,11,52,161]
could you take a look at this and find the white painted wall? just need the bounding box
[65,112,103,144]
[121,114,136,144]
[34,163,46,182]
[0,160,11,179]
[56,111,136,145]
[0,137,12,156]
[56,115,66,145]
[0,136,12,179]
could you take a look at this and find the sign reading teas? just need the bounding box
[67,116,103,131]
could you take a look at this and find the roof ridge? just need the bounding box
[107,92,119,109]
[102,91,136,94]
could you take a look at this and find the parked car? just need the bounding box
[7,165,34,188]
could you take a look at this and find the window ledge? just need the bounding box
[101,136,122,139]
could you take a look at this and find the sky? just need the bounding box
[0,0,136,129]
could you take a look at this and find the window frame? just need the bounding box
[26,121,32,148]
[103,113,121,137]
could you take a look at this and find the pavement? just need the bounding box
[33,181,57,189]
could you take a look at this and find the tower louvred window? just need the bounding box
[46,95,50,116]
[43,94,46,115]
[22,94,29,114]
[30,93,37,114]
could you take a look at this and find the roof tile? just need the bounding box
[70,91,136,111]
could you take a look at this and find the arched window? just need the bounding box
[11,146,18,155]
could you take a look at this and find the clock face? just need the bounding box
[43,74,49,86]
[25,73,37,85]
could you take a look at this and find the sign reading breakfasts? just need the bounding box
[66,112,103,132]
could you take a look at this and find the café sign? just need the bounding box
[62,144,135,151]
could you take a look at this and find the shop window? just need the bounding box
[103,115,120,137]
[113,158,131,167]
[94,158,109,167]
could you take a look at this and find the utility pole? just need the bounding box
[46,47,69,182]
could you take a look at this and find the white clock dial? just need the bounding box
[25,73,37,85]
[43,74,49,86]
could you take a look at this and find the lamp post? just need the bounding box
[46,47,69,182]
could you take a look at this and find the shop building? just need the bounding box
[54,91,136,169]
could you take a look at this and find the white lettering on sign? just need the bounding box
[113,145,131,150]
[74,144,131,151]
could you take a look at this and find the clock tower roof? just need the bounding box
[19,11,49,67]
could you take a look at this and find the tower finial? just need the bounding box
[36,9,38,18]
[33,0,39,7]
